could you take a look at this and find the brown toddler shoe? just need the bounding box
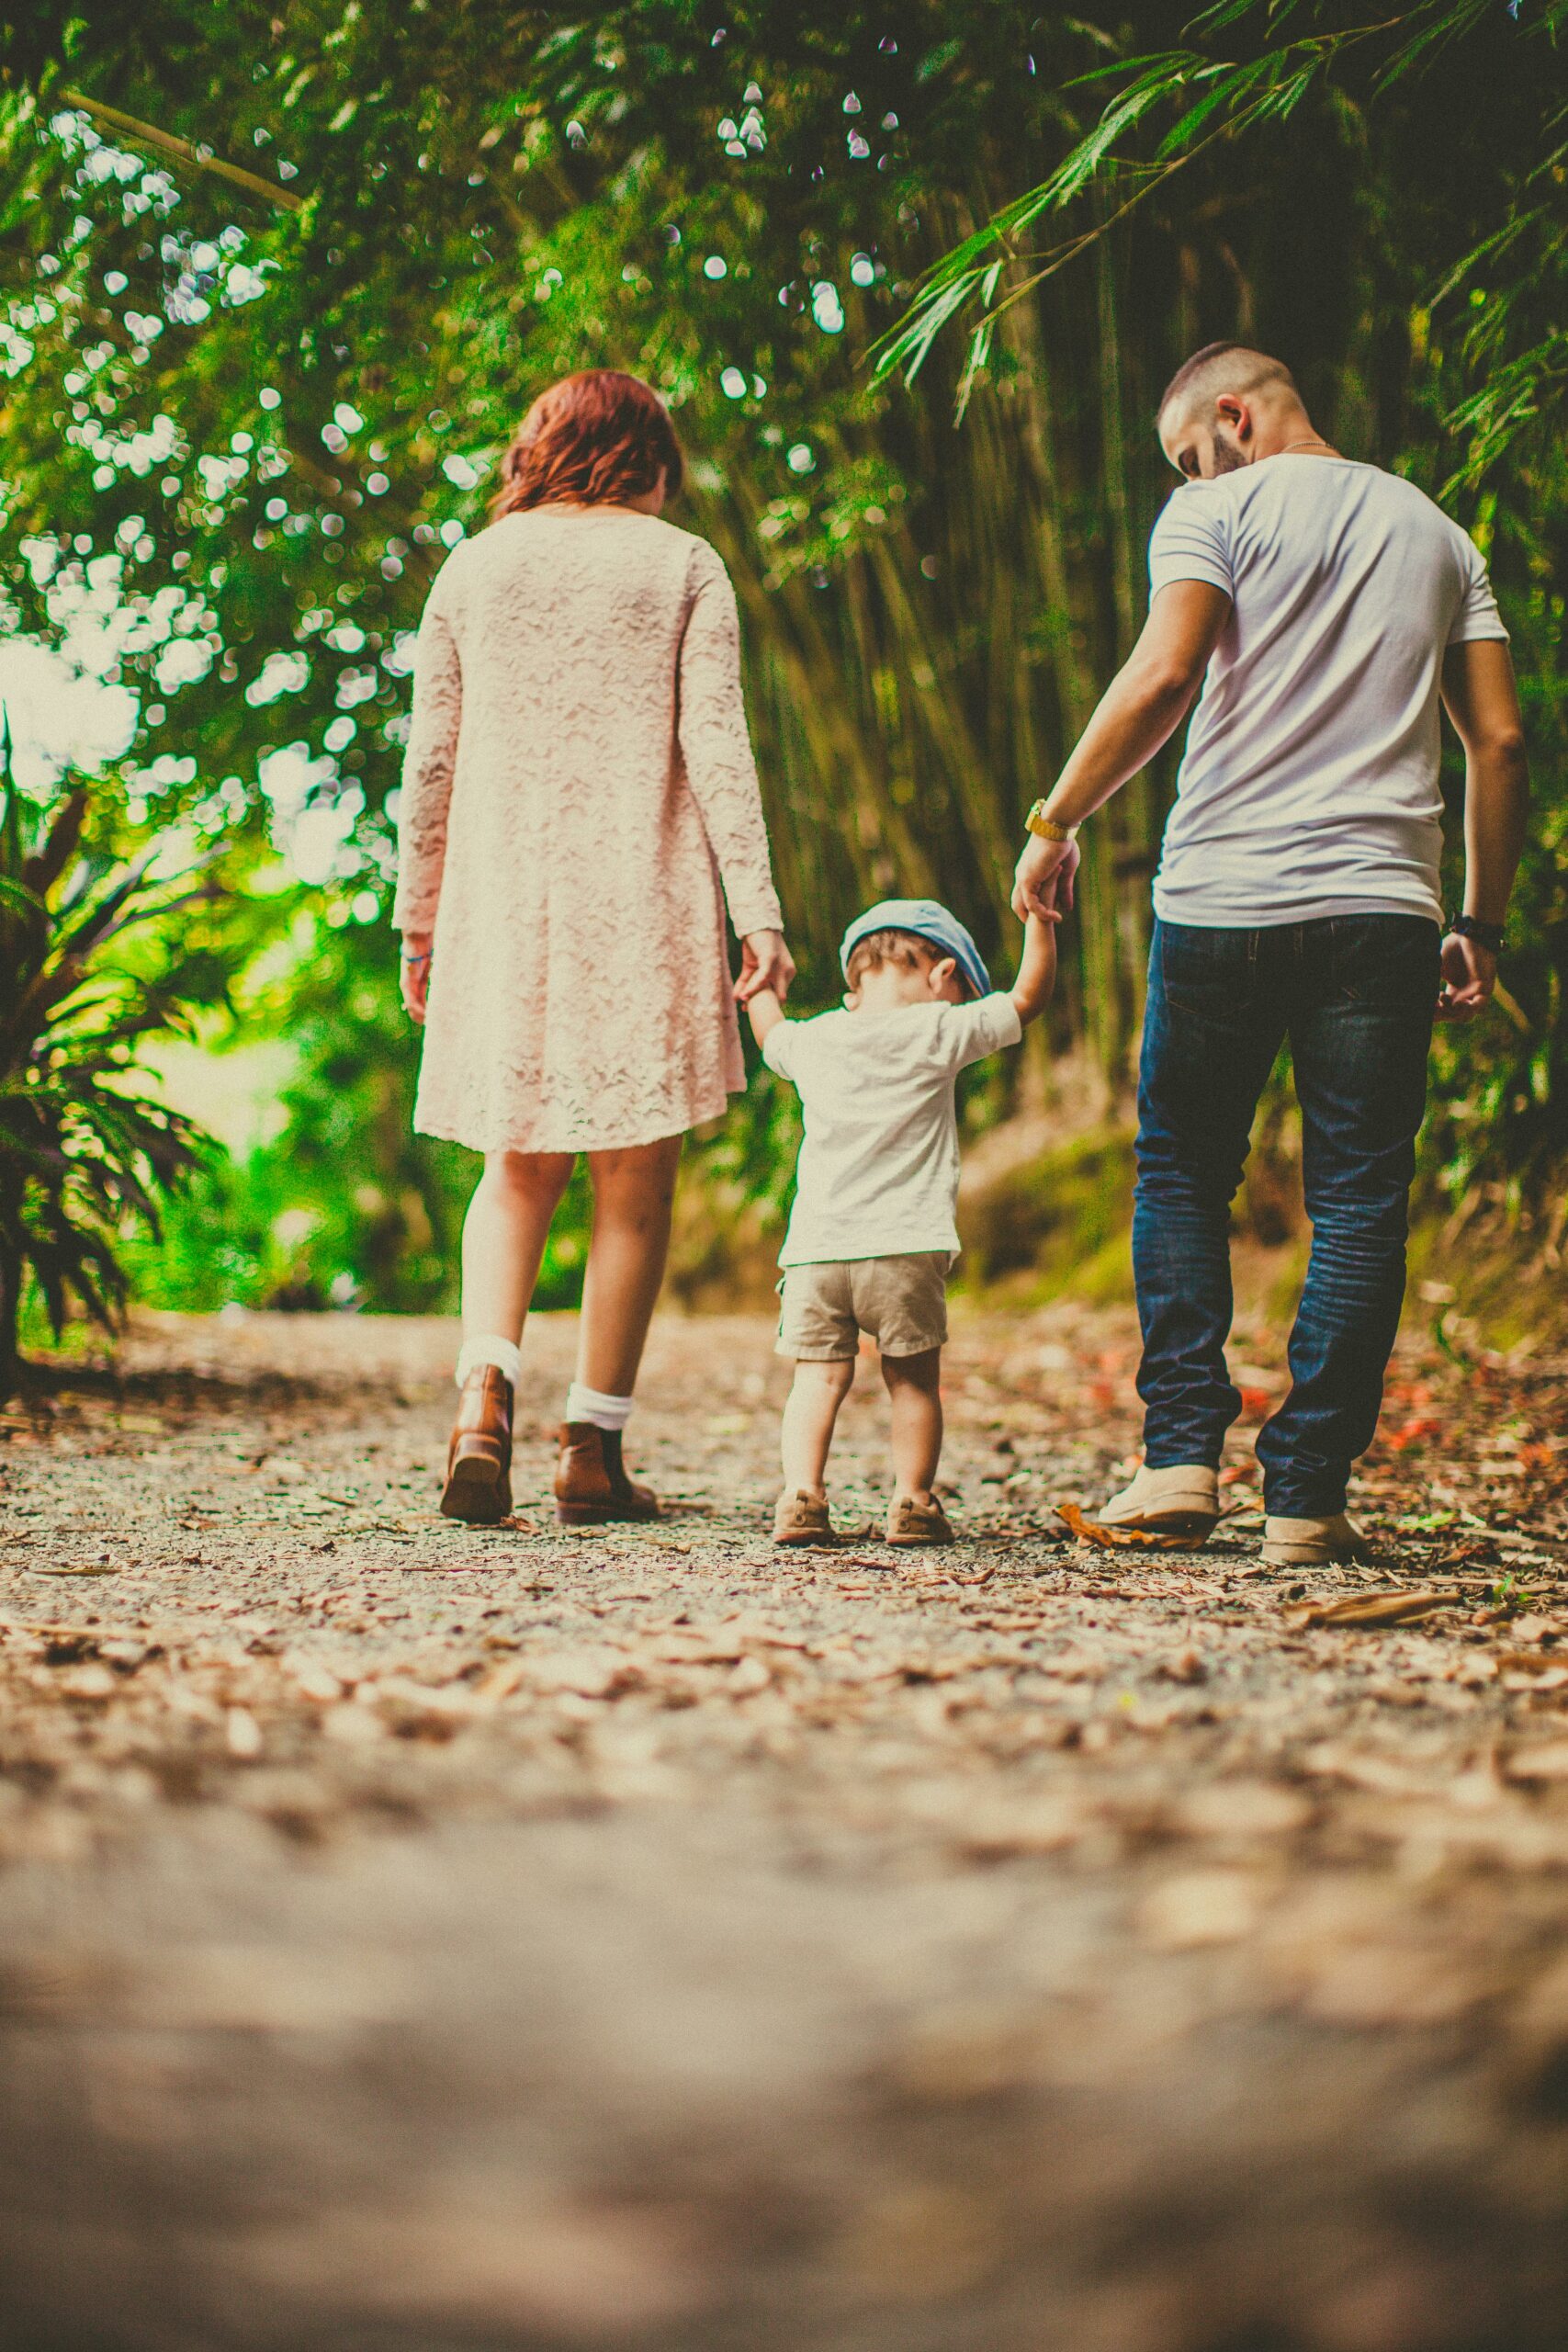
[773,1490,833,1546]
[440,1367,513,1524]
[886,1493,954,1546]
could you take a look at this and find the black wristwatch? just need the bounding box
[1448,913,1505,954]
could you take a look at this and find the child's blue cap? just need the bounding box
[840,899,991,1001]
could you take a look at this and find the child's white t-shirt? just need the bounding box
[761,992,1022,1266]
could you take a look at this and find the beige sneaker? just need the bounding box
[1262,1512,1371,1568]
[886,1493,954,1546]
[1098,1463,1220,1539]
[774,1490,832,1546]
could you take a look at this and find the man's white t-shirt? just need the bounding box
[1147,455,1507,928]
[762,992,1022,1265]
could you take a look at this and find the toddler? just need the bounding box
[749,897,1056,1545]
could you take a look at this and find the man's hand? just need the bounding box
[400,934,433,1024]
[1012,832,1080,923]
[1437,930,1496,1021]
[736,927,795,1004]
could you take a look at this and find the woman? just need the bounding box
[394,369,793,1525]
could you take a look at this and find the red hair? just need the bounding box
[490,369,684,518]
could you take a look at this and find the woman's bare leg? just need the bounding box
[575,1134,683,1396]
[460,1150,575,1345]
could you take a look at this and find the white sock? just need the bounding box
[565,1381,633,1430]
[455,1333,520,1389]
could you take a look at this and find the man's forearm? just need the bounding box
[1037,663,1200,831]
[1463,748,1530,926]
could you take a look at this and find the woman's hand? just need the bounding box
[736,928,795,1004]
[400,934,433,1024]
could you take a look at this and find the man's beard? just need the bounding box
[1208,428,1247,475]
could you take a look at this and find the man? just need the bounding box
[1015,343,1529,1567]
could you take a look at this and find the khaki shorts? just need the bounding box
[776,1253,949,1362]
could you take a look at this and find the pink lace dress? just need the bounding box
[392,506,783,1155]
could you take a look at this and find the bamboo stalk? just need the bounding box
[62,91,307,212]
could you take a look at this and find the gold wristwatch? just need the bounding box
[1024,799,1078,843]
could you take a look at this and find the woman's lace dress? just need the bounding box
[392,506,783,1154]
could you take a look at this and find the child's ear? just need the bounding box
[928,956,959,995]
[843,987,859,1009]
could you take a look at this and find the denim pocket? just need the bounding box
[1157,922,1257,1019]
[1329,916,1441,1010]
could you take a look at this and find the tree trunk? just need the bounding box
[0,1244,23,1401]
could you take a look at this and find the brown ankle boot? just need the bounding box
[554,1422,660,1525]
[440,1367,513,1523]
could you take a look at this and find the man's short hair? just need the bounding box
[845,928,946,989]
[1156,342,1297,425]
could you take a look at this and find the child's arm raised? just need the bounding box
[747,986,786,1047]
[1010,910,1059,1028]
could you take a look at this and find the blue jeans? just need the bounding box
[1134,914,1440,1517]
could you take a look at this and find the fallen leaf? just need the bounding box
[288,1659,346,1703]
[1384,1415,1443,1452]
[648,1632,747,1666]
[1055,1503,1206,1553]
[519,1648,639,1700]
[952,1793,1093,1860]
[1140,1869,1264,1949]
[58,1662,117,1700]
[1502,1665,1568,1693]
[1288,1589,1448,1630]
[473,1660,528,1702]
[1034,1649,1108,1685]
[1300,1744,1434,1796]
[1155,1647,1208,1685]
[225,1706,264,1759]
[1168,1781,1312,1838]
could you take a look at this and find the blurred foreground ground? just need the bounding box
[1,1303,1566,2352]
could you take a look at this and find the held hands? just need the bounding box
[1012,831,1080,923]
[1437,930,1497,1022]
[736,927,795,1005]
[400,934,432,1025]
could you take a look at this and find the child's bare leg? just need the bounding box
[882,1348,943,1500]
[781,1357,855,1497]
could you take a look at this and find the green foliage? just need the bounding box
[0,3,1562,1326]
[0,741,221,1386]
[880,0,1568,1221]
[123,914,592,1316]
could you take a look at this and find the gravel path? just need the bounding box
[1,1302,1565,2350]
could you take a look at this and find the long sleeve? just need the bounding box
[676,545,783,937]
[391,599,462,935]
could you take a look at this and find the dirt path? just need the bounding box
[2,1301,1566,2351]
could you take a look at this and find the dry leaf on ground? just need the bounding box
[1055,1503,1206,1554]
[1289,1589,1448,1630]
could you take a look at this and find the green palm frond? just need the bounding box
[876,0,1568,461]
[0,743,224,1387]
